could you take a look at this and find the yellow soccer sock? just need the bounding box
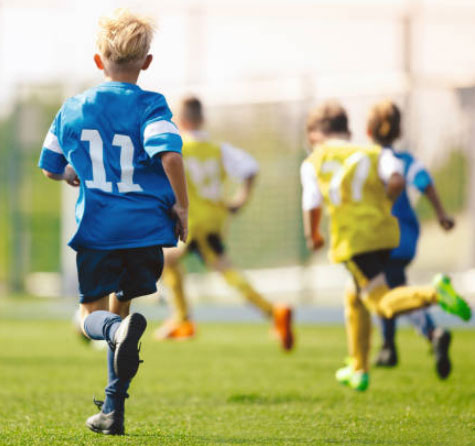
[378,285,438,319]
[222,269,273,317]
[163,266,189,322]
[361,277,438,319]
[344,286,371,372]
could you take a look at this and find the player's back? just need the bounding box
[43,82,182,250]
[181,135,228,235]
[306,140,399,262]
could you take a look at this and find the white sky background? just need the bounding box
[1,0,474,107]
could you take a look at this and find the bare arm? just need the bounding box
[303,207,324,251]
[42,165,80,187]
[386,173,405,201]
[227,174,256,213]
[424,184,455,231]
[161,151,189,242]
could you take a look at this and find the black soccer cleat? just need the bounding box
[432,328,451,379]
[113,313,147,381]
[86,399,124,435]
[374,343,398,367]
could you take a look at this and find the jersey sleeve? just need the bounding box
[377,148,404,184]
[300,161,323,211]
[38,110,68,174]
[220,143,259,180]
[141,95,183,158]
[406,155,433,192]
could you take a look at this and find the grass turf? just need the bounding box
[0,319,474,445]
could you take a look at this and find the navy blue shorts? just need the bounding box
[384,257,412,288]
[76,245,164,304]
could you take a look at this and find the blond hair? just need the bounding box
[97,9,155,65]
[367,100,401,147]
[306,100,349,135]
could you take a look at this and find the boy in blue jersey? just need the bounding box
[367,100,455,378]
[38,9,188,435]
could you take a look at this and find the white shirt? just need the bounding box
[186,130,259,180]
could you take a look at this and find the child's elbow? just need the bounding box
[387,173,405,200]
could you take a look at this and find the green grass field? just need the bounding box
[0,316,474,446]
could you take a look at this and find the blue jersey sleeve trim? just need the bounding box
[413,170,432,192]
[38,148,68,174]
[145,133,183,158]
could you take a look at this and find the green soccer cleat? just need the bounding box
[433,274,472,321]
[335,364,369,391]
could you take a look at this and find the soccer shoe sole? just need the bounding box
[114,313,147,381]
[433,329,451,380]
[86,412,124,435]
[86,421,124,436]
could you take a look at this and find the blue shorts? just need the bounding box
[76,245,164,304]
[384,258,412,288]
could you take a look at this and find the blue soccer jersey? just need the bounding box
[38,82,182,251]
[389,150,433,260]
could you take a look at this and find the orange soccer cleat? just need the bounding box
[272,305,294,351]
[153,319,196,341]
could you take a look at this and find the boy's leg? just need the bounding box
[200,233,293,350]
[102,296,132,415]
[407,309,436,341]
[374,258,408,367]
[343,284,371,373]
[81,246,160,435]
[154,244,195,340]
[164,265,189,322]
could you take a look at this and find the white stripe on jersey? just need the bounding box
[406,159,425,184]
[43,132,63,154]
[143,120,180,143]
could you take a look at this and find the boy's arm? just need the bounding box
[424,184,455,230]
[161,152,189,242]
[141,95,188,241]
[42,165,80,187]
[301,161,324,250]
[302,208,324,250]
[220,143,259,213]
[406,155,455,231]
[227,175,256,214]
[378,149,405,201]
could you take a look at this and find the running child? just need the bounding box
[300,100,471,391]
[367,100,455,378]
[38,9,188,434]
[154,96,294,351]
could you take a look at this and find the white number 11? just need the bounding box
[81,129,142,193]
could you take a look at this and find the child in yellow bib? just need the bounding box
[154,96,294,351]
[301,100,471,391]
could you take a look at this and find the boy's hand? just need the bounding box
[63,165,80,187]
[227,197,245,214]
[438,214,455,231]
[171,204,188,243]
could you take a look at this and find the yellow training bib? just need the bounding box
[182,137,228,238]
[306,141,399,263]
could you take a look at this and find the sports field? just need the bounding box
[0,301,474,446]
